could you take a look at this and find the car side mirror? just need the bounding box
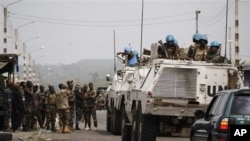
[194,110,205,118]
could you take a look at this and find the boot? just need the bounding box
[63,125,72,133]
[59,126,63,133]
[75,124,81,130]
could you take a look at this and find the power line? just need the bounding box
[200,0,234,25]
[9,11,194,23]
[9,15,194,27]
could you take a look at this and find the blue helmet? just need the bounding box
[124,46,132,52]
[210,41,219,48]
[192,33,202,42]
[166,34,175,42]
[174,39,178,45]
[199,34,208,44]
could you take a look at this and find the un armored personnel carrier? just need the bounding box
[106,44,245,141]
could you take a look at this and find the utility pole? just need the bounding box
[235,0,240,66]
[1,0,22,53]
[195,10,201,33]
[228,27,232,62]
[3,7,7,53]
[225,0,229,58]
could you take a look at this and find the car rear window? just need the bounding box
[230,95,250,115]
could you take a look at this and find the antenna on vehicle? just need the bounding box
[113,30,116,74]
[139,0,144,66]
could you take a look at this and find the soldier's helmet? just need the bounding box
[124,46,132,52]
[166,34,175,42]
[199,34,208,44]
[210,41,220,49]
[192,33,202,43]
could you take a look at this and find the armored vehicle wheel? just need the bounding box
[121,106,131,141]
[137,109,157,141]
[111,108,122,135]
[131,108,138,141]
[106,108,112,132]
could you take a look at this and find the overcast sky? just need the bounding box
[0,0,249,65]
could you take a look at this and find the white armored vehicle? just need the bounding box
[106,44,245,141]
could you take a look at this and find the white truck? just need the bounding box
[106,45,245,141]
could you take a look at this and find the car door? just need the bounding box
[192,93,225,141]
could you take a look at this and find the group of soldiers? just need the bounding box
[0,79,99,133]
[118,33,228,68]
[157,33,228,63]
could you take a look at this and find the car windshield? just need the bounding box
[230,95,250,115]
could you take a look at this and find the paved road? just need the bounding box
[11,110,189,141]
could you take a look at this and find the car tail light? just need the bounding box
[219,118,229,130]
[218,137,226,141]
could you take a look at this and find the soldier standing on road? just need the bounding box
[18,81,26,131]
[57,83,72,133]
[31,85,39,130]
[23,81,36,131]
[87,82,98,130]
[74,84,84,130]
[36,85,46,128]
[44,85,57,132]
[11,83,25,132]
[66,80,75,130]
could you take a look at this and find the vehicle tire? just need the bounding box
[121,106,131,141]
[137,108,157,141]
[190,134,195,141]
[106,108,111,132]
[131,108,138,141]
[0,132,12,141]
[111,108,122,135]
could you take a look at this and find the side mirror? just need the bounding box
[194,110,205,118]
[106,74,111,82]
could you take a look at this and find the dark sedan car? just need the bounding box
[190,89,250,141]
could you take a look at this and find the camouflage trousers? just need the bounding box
[69,103,75,128]
[58,108,70,127]
[84,106,97,129]
[91,106,98,127]
[45,105,57,130]
[37,109,46,128]
[75,107,84,125]
[23,104,37,131]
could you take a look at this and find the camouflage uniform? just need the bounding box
[86,82,97,129]
[36,85,46,128]
[11,84,25,132]
[57,83,71,133]
[23,81,37,131]
[45,86,57,132]
[194,45,208,61]
[67,80,75,129]
[187,43,199,60]
[74,85,84,130]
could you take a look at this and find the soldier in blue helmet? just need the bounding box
[187,33,202,60]
[117,45,138,67]
[158,34,179,59]
[206,41,227,63]
[194,34,209,61]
